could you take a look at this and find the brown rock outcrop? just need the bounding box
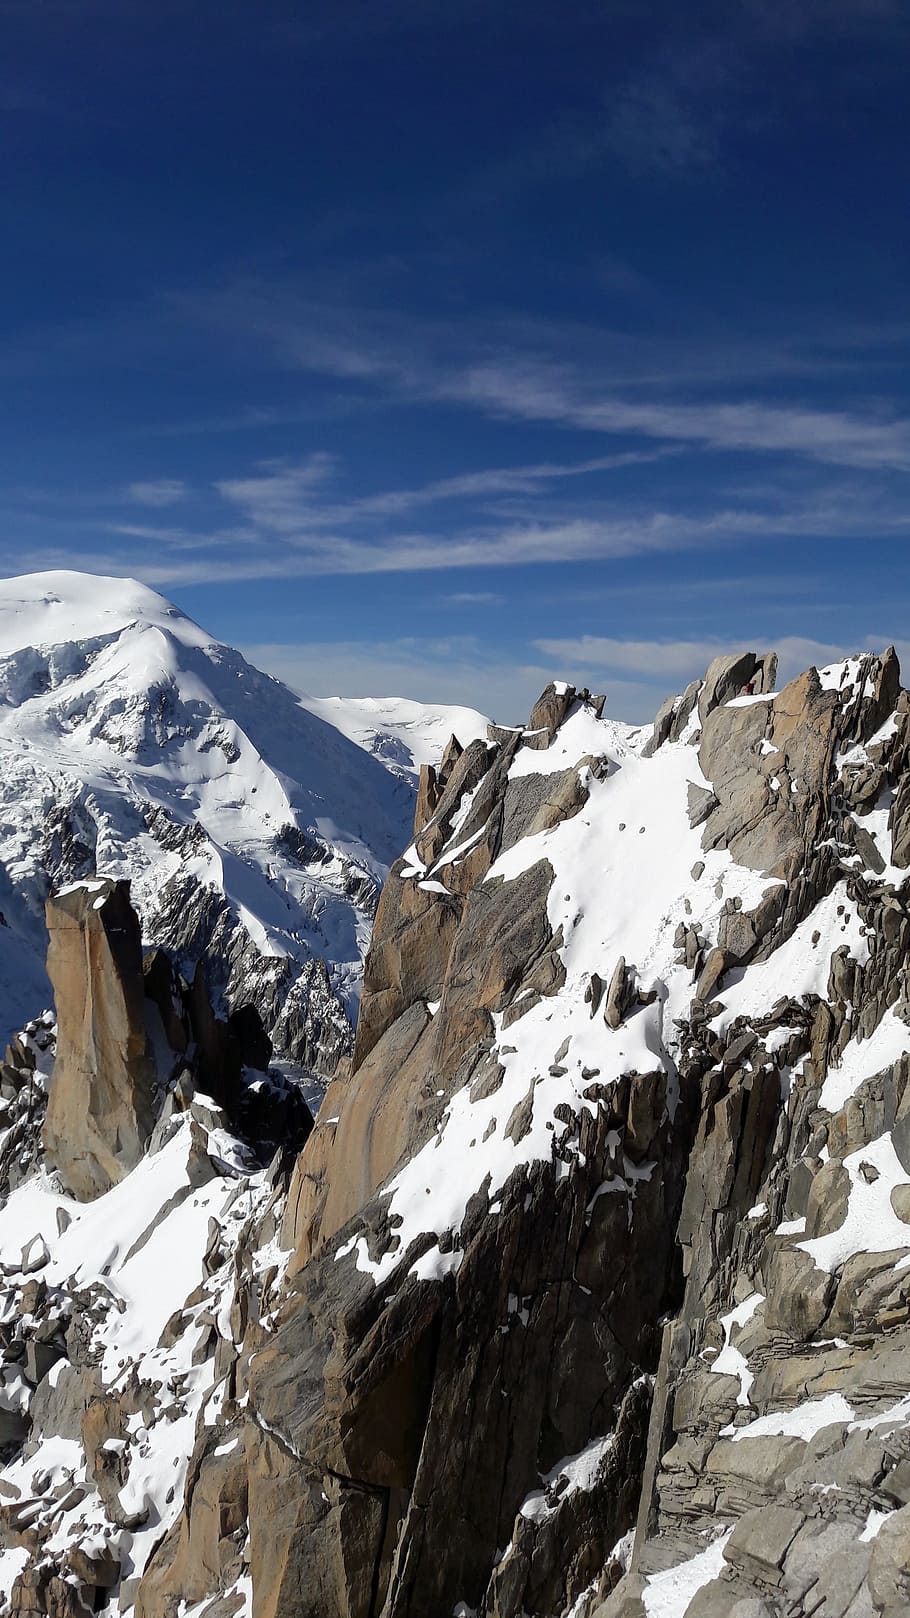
[248,1071,679,1618]
[697,650,777,724]
[136,1426,249,1618]
[42,878,156,1200]
[19,649,910,1618]
[246,688,689,1618]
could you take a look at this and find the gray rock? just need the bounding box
[698,653,767,723]
[604,957,627,1030]
[724,1505,805,1582]
[688,783,719,829]
[804,1159,851,1238]
[868,1503,910,1613]
[29,1361,102,1444]
[695,948,727,1003]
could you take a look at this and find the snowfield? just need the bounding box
[300,693,489,783]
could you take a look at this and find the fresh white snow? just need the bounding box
[0,1087,281,1607]
[641,1530,733,1617]
[0,570,417,1040]
[518,1433,615,1522]
[337,711,781,1286]
[721,1393,855,1442]
[710,1293,763,1407]
[713,882,867,1037]
[299,693,490,783]
[798,1133,910,1274]
[819,1006,910,1112]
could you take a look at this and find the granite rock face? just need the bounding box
[597,648,910,1618]
[40,879,302,1201]
[0,882,311,1618]
[42,879,157,1200]
[10,649,910,1618]
[235,647,910,1618]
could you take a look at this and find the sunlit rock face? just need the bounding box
[42,877,156,1201]
[7,646,910,1618]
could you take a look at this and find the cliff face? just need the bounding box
[6,648,910,1618]
[42,879,156,1201]
[242,647,910,1618]
[0,883,311,1618]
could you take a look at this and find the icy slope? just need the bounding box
[300,693,490,784]
[0,571,417,1065]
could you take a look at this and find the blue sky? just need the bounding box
[2,0,909,722]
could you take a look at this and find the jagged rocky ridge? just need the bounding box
[0,876,313,1617]
[6,647,910,1617]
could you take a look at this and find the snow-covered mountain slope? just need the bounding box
[11,648,910,1618]
[0,571,419,1066]
[250,650,910,1618]
[0,1005,288,1618]
[300,693,490,784]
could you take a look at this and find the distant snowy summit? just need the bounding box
[0,570,487,1064]
[302,693,490,784]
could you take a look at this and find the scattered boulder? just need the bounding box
[604,957,628,1030]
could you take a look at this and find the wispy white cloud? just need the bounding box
[12,498,905,593]
[213,447,675,534]
[440,590,504,606]
[207,486,909,580]
[348,448,675,512]
[240,635,554,725]
[533,635,749,681]
[185,281,910,473]
[0,505,719,589]
[6,441,909,598]
[126,478,187,507]
[103,521,256,552]
[185,509,736,577]
[532,632,901,695]
[9,273,907,479]
[214,453,337,532]
[447,363,910,471]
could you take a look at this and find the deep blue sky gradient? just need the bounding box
[2,0,909,719]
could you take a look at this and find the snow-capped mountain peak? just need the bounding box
[301,693,490,784]
[0,570,423,1067]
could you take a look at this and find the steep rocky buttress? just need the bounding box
[6,648,910,1618]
